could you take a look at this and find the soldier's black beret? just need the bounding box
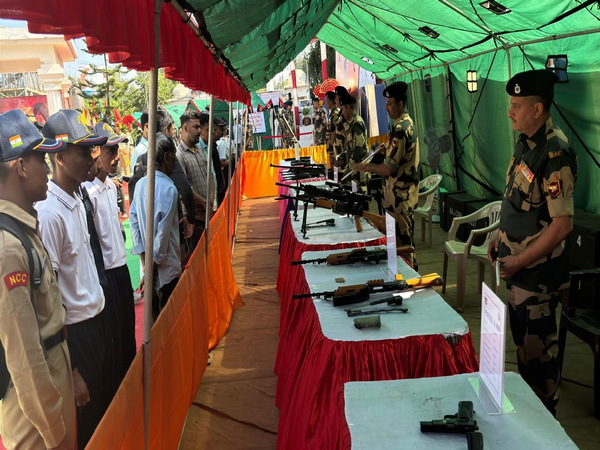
[383,82,408,101]
[506,70,558,97]
[335,86,348,97]
[339,94,356,106]
[325,91,336,101]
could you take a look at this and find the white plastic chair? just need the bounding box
[413,174,443,246]
[442,201,502,312]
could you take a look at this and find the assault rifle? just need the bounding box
[292,273,443,307]
[271,164,326,179]
[276,182,371,209]
[291,246,414,266]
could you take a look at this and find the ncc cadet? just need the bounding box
[337,94,369,192]
[312,96,327,146]
[36,110,110,449]
[0,110,74,450]
[282,101,295,149]
[325,91,340,171]
[355,82,420,270]
[333,85,349,168]
[85,123,136,388]
[488,70,577,415]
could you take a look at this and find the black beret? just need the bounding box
[383,81,408,100]
[339,94,356,107]
[325,91,336,101]
[506,70,558,97]
[335,86,348,96]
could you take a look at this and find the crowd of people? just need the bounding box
[0,105,240,449]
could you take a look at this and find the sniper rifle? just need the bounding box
[291,246,414,266]
[292,273,443,307]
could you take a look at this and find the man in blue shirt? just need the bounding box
[130,133,181,321]
[129,111,149,174]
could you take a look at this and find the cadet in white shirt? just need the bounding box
[84,123,136,390]
[35,110,110,450]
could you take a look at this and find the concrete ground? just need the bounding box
[412,214,600,449]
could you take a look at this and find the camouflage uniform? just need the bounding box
[498,116,577,413]
[245,122,254,150]
[382,112,419,269]
[312,107,327,146]
[281,109,295,149]
[333,114,347,169]
[343,114,370,192]
[326,108,340,166]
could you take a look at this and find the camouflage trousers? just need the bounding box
[283,135,295,149]
[507,285,562,414]
[393,214,418,271]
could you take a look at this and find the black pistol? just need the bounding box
[420,401,479,434]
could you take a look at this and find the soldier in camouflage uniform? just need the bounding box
[488,70,577,415]
[333,86,349,169]
[354,82,419,270]
[325,91,340,170]
[281,101,296,149]
[312,97,327,146]
[245,120,253,151]
[338,94,369,192]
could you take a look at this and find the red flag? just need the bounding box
[266,99,273,108]
[279,97,285,107]
[257,104,263,112]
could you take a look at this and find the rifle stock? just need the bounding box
[354,215,363,233]
[362,211,386,234]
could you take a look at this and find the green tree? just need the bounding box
[121,70,177,114]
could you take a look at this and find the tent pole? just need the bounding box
[393,28,600,77]
[506,47,517,149]
[205,94,215,267]
[446,67,460,190]
[408,71,420,154]
[234,102,241,243]
[143,2,163,449]
[227,101,233,252]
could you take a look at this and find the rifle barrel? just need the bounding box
[291,258,327,266]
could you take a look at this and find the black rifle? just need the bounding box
[291,246,414,266]
[420,401,479,434]
[292,274,444,307]
[278,182,371,209]
[305,218,335,230]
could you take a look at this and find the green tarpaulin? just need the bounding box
[181,0,600,212]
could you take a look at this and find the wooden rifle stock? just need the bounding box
[354,215,363,233]
[362,211,386,234]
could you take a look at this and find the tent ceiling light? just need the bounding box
[419,26,440,39]
[480,1,511,15]
[467,70,478,93]
[546,55,569,83]
[361,57,374,65]
[382,44,398,54]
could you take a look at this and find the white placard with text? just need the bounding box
[385,213,397,277]
[248,112,266,133]
[351,181,357,193]
[334,166,339,183]
[479,282,506,413]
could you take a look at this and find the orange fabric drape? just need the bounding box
[88,163,245,449]
[242,145,327,199]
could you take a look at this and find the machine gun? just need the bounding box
[291,246,414,266]
[277,182,371,209]
[271,164,326,179]
[420,401,479,434]
[292,273,443,307]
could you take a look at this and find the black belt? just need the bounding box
[43,327,66,352]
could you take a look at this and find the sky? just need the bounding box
[0,18,112,76]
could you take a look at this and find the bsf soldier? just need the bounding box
[488,70,577,415]
[338,94,369,192]
[333,86,349,169]
[0,110,74,449]
[325,91,340,171]
[355,82,419,269]
[281,101,296,149]
[312,97,327,146]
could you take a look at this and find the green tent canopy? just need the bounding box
[179,1,600,212]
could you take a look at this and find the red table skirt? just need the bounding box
[274,252,479,450]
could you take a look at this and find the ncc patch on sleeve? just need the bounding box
[548,179,561,197]
[3,271,29,290]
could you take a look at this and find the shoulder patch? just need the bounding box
[549,150,563,159]
[547,179,560,197]
[3,271,29,290]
